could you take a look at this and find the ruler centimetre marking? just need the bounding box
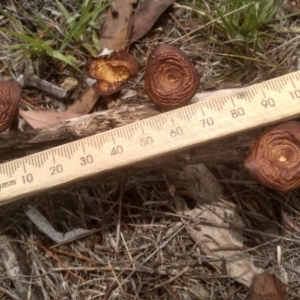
[1,70,300,206]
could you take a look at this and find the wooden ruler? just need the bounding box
[1,71,300,206]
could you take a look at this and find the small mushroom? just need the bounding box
[244,121,300,192]
[0,81,21,133]
[144,44,199,108]
[85,50,139,96]
[245,272,288,300]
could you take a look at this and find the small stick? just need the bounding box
[282,212,300,233]
[146,30,162,59]
[169,12,190,38]
[38,15,60,39]
[27,238,86,283]
[23,74,67,98]
[18,59,67,98]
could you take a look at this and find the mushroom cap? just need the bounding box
[85,50,139,96]
[0,81,21,133]
[145,44,199,108]
[244,121,300,192]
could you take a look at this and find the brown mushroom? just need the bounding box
[244,121,300,192]
[0,81,21,133]
[144,44,199,108]
[245,272,288,300]
[85,50,139,96]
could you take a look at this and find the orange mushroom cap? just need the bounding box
[85,50,139,96]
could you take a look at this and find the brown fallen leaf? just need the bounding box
[171,165,263,287]
[67,0,133,115]
[100,0,133,51]
[19,110,83,129]
[129,0,175,45]
[245,272,288,300]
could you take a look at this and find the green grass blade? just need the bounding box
[81,42,98,56]
[56,0,77,28]
[59,1,110,51]
[47,50,81,72]
[92,30,101,51]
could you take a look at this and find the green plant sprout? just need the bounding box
[0,0,111,72]
[179,0,286,80]
[193,0,284,49]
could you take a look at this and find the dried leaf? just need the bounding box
[25,205,94,244]
[245,272,288,300]
[100,0,132,51]
[19,110,83,128]
[188,282,210,300]
[0,235,43,300]
[129,0,175,44]
[171,164,263,287]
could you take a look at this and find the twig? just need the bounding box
[282,212,300,233]
[151,267,189,290]
[18,60,67,98]
[169,12,190,38]
[27,238,86,283]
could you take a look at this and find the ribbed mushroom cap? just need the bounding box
[86,50,139,96]
[244,121,300,192]
[0,81,21,133]
[145,44,199,108]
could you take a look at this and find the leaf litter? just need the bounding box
[170,164,263,287]
[1,1,300,299]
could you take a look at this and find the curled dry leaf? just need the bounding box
[19,110,83,129]
[145,44,199,108]
[244,121,300,192]
[129,0,175,44]
[85,50,139,96]
[25,205,94,244]
[0,81,21,133]
[245,272,288,300]
[100,0,133,51]
[171,164,263,287]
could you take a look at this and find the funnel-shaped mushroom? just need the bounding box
[244,121,300,192]
[145,44,199,108]
[85,50,139,96]
[0,81,21,133]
